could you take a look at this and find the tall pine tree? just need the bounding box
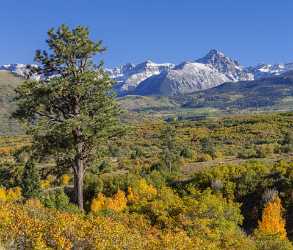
[14,25,122,210]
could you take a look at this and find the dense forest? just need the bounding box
[0,25,292,249]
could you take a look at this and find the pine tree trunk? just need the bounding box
[73,126,84,210]
[74,161,84,210]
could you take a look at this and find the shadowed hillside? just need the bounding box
[182,72,293,112]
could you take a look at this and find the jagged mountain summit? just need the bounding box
[196,49,254,81]
[106,60,174,95]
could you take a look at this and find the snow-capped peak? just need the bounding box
[196,49,254,81]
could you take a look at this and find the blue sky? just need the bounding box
[0,0,292,67]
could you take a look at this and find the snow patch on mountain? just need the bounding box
[106,60,174,95]
[134,62,230,96]
[247,63,293,79]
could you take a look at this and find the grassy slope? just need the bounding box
[118,95,179,111]
[0,71,23,135]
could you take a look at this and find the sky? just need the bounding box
[0,0,292,67]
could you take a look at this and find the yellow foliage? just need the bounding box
[127,187,139,204]
[60,174,71,186]
[0,202,178,249]
[41,175,55,189]
[91,190,127,213]
[107,190,127,212]
[91,193,106,213]
[127,179,157,205]
[0,188,7,202]
[40,180,50,189]
[258,196,287,239]
[6,187,22,202]
[40,175,54,190]
[0,187,22,203]
[25,198,43,209]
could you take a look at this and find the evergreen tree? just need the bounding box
[160,124,178,173]
[21,161,40,198]
[13,25,122,210]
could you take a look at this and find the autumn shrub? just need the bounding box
[197,153,213,162]
[281,144,293,153]
[0,199,258,250]
[60,174,71,186]
[41,189,79,212]
[257,196,287,239]
[84,174,104,205]
[254,233,293,250]
[0,202,148,249]
[146,170,166,188]
[189,160,293,234]
[256,144,275,158]
[238,148,257,159]
[0,186,22,202]
[130,147,144,159]
[91,189,127,213]
[180,147,194,159]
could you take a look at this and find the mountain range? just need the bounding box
[1,49,293,134]
[106,49,293,96]
[2,49,293,97]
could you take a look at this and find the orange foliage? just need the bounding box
[0,146,14,155]
[60,174,71,186]
[258,196,287,239]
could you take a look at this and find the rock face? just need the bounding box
[106,60,174,95]
[196,49,254,81]
[134,62,229,96]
